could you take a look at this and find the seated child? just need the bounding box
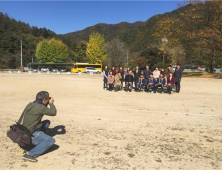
[114,73,122,92]
[107,71,115,91]
[147,74,155,93]
[167,72,175,94]
[137,73,145,92]
[154,74,166,93]
[125,71,134,92]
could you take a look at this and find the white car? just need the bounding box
[51,68,59,72]
[41,68,49,72]
[31,68,39,72]
[84,67,100,73]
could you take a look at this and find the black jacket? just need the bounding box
[173,68,182,82]
[133,69,141,80]
[125,74,134,83]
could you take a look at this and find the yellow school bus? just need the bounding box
[71,63,102,73]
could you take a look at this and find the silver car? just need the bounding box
[41,68,49,72]
[84,67,100,73]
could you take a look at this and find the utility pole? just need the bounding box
[162,38,168,63]
[20,39,23,71]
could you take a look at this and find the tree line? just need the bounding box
[0,0,222,72]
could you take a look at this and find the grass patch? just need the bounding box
[128,153,135,158]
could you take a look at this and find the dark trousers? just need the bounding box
[155,84,163,93]
[167,85,173,94]
[134,78,139,90]
[103,78,107,88]
[41,120,50,133]
[125,82,132,92]
[147,84,154,92]
[138,83,144,91]
[175,82,180,93]
[108,84,114,91]
[120,78,124,88]
[144,79,148,91]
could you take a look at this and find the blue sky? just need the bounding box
[0,1,183,34]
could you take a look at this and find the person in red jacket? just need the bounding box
[167,72,175,94]
[111,66,116,76]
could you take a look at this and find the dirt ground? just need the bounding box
[0,72,221,170]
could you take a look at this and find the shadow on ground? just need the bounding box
[47,125,66,137]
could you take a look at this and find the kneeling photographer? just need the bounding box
[22,91,57,162]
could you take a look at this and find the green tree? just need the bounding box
[36,38,69,63]
[139,46,171,69]
[86,32,107,64]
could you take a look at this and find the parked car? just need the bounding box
[31,68,39,72]
[41,68,49,72]
[51,68,59,72]
[84,67,100,73]
[60,68,67,72]
[23,67,29,72]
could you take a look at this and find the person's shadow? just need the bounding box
[47,125,66,137]
[21,125,66,154]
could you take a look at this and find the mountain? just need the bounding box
[1,1,221,71]
[63,5,188,53]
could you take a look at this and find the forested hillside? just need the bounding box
[0,0,222,72]
[0,12,57,68]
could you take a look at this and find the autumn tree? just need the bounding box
[129,54,149,69]
[86,32,107,64]
[152,15,186,65]
[36,38,69,63]
[106,39,128,68]
[169,45,186,66]
[179,0,222,72]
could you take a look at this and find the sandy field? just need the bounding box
[0,72,221,170]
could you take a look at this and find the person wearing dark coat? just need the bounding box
[133,66,141,91]
[125,71,134,92]
[119,66,125,89]
[102,66,109,90]
[173,64,182,93]
[143,65,152,92]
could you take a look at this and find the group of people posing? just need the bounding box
[102,64,182,94]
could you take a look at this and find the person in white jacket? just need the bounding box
[153,67,160,79]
